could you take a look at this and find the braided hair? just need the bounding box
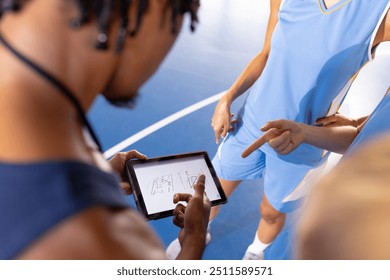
[0,0,200,52]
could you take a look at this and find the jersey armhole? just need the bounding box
[368,3,390,61]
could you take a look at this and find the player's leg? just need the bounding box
[243,154,327,260]
[209,178,241,220]
[208,131,266,223]
[243,194,286,260]
[259,195,286,243]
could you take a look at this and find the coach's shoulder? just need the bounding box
[18,207,167,260]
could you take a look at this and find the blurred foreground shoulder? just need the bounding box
[19,207,167,260]
[297,135,390,259]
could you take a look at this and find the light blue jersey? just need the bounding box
[241,0,390,166]
[347,89,390,155]
[213,0,389,212]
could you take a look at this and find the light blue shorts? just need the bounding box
[212,127,327,213]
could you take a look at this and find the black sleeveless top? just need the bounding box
[0,161,129,259]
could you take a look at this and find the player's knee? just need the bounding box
[260,201,282,224]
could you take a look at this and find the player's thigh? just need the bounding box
[212,132,266,181]
[260,195,286,224]
[218,178,241,197]
[263,155,326,213]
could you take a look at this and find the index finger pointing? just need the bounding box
[173,175,206,204]
[193,174,206,198]
[242,134,268,158]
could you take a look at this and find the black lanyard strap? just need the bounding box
[0,33,103,152]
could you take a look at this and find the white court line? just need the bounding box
[104,91,225,159]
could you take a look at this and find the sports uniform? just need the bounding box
[212,0,390,212]
[346,89,390,155]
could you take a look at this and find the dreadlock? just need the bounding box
[171,0,199,33]
[0,0,200,52]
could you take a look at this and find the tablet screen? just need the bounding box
[126,151,227,220]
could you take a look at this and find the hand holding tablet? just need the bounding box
[126,151,227,220]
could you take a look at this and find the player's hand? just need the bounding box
[109,150,147,195]
[315,113,358,127]
[242,119,305,158]
[172,175,211,258]
[211,95,236,144]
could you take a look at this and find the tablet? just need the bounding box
[126,151,227,220]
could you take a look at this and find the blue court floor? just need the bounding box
[88,0,390,260]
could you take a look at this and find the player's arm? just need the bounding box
[224,0,281,102]
[356,116,369,126]
[385,10,390,42]
[357,117,369,133]
[242,119,359,158]
[301,123,358,154]
[212,0,282,143]
[372,8,390,46]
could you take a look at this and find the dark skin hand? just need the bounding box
[172,174,211,259]
[109,150,147,195]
